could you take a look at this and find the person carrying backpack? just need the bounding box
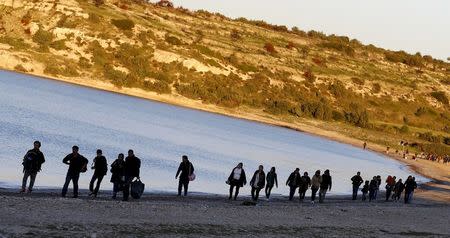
[368,176,378,202]
[227,163,247,200]
[122,149,141,201]
[393,179,404,201]
[175,155,195,196]
[351,171,363,200]
[89,149,108,197]
[21,141,45,193]
[110,153,125,199]
[299,172,311,201]
[265,167,278,199]
[404,176,417,204]
[385,175,396,201]
[310,170,322,203]
[286,168,301,201]
[250,165,265,201]
[61,145,88,198]
[361,180,369,201]
[319,169,332,203]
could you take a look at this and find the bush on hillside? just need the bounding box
[303,69,315,83]
[344,103,369,128]
[430,91,449,105]
[32,28,54,50]
[384,51,424,67]
[165,34,182,45]
[371,83,381,93]
[111,19,135,31]
[264,43,277,54]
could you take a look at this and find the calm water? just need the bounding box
[0,70,425,195]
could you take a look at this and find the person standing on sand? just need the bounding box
[122,149,141,201]
[361,180,369,201]
[21,141,45,193]
[286,168,301,201]
[374,175,381,199]
[385,175,396,201]
[265,167,278,199]
[299,172,311,201]
[227,162,247,200]
[89,149,108,197]
[351,171,363,200]
[404,176,417,204]
[61,146,88,198]
[175,155,194,196]
[310,170,322,204]
[110,153,125,199]
[250,165,265,201]
[319,169,332,203]
[368,176,378,202]
[393,179,404,201]
[363,141,367,149]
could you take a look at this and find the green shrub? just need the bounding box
[430,91,449,105]
[0,36,29,50]
[344,103,369,128]
[371,83,381,93]
[32,28,54,50]
[103,64,127,87]
[384,51,423,67]
[165,34,182,45]
[143,80,171,94]
[418,132,442,143]
[78,57,92,68]
[301,101,332,120]
[329,81,347,98]
[399,125,409,133]
[303,69,315,83]
[319,40,355,56]
[88,13,101,23]
[111,19,135,31]
[332,110,344,121]
[49,39,66,50]
[264,43,277,54]
[89,41,111,67]
[264,99,294,115]
[351,77,365,85]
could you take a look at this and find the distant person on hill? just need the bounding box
[374,175,382,199]
[286,168,301,201]
[351,171,363,200]
[385,175,396,201]
[368,176,378,202]
[393,179,404,201]
[310,170,322,203]
[250,165,265,201]
[319,169,332,203]
[363,142,367,150]
[361,180,369,201]
[61,145,88,198]
[265,167,278,199]
[299,172,311,201]
[404,176,417,204]
[110,153,125,199]
[122,149,141,201]
[175,155,195,196]
[227,162,247,200]
[21,141,45,193]
[89,149,108,197]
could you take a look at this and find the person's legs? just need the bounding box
[311,187,318,201]
[94,175,104,195]
[362,192,366,201]
[61,173,72,197]
[374,189,378,200]
[28,172,37,192]
[265,186,272,198]
[21,171,30,192]
[183,181,189,196]
[289,186,295,200]
[409,191,414,203]
[251,187,256,200]
[178,179,183,196]
[112,182,118,199]
[319,188,326,203]
[72,174,80,198]
[234,186,240,200]
[352,185,358,200]
[385,188,392,201]
[229,185,234,200]
[254,188,260,201]
[123,179,131,201]
[89,174,97,193]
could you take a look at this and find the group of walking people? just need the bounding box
[20,141,418,204]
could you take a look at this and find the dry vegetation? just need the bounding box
[0,0,449,155]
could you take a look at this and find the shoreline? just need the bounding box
[1,69,449,202]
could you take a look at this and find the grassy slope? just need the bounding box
[0,0,449,155]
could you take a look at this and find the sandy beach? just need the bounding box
[0,188,449,238]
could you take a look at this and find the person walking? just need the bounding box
[374,175,382,199]
[385,175,396,201]
[351,171,363,200]
[89,149,108,197]
[265,167,278,199]
[175,155,194,196]
[393,179,404,201]
[122,149,141,201]
[361,180,369,201]
[310,170,322,203]
[110,153,125,199]
[404,176,417,204]
[286,168,301,201]
[319,169,332,203]
[227,163,247,200]
[250,165,265,201]
[299,172,311,201]
[21,141,46,193]
[368,176,378,202]
[61,146,88,198]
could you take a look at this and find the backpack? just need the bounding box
[131,178,145,199]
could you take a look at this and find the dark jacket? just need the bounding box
[124,155,141,178]
[22,148,45,173]
[361,184,369,193]
[110,159,125,183]
[92,155,108,176]
[369,179,378,191]
[320,174,332,190]
[176,161,194,182]
[300,175,311,190]
[266,171,278,187]
[286,172,302,187]
[250,170,266,189]
[394,181,405,193]
[404,179,417,193]
[63,153,88,175]
[227,167,247,187]
[351,175,363,187]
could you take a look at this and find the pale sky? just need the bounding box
[161,0,449,60]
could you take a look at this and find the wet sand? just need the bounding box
[0,188,449,237]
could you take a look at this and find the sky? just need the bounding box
[162,0,449,60]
